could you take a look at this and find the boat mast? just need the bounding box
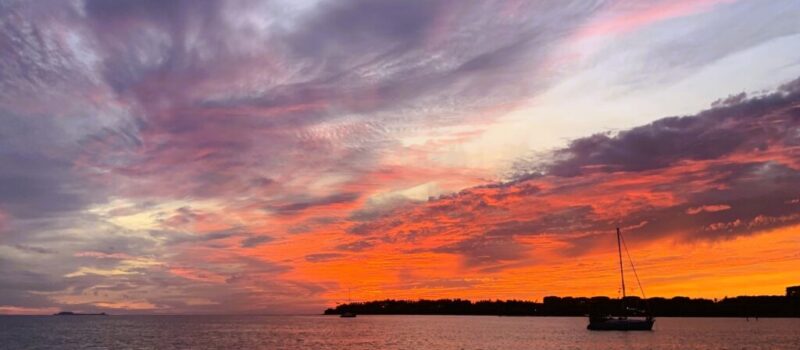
[617,228,627,302]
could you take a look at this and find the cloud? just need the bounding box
[641,0,800,73]
[433,235,528,268]
[686,204,731,215]
[336,77,800,268]
[305,253,344,263]
[74,251,134,260]
[11,245,53,255]
[270,193,361,216]
[0,126,103,220]
[240,235,274,248]
[335,240,375,252]
[2,0,798,313]
[576,0,733,39]
[157,229,239,246]
[538,79,800,177]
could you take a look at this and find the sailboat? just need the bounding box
[340,288,357,318]
[587,228,654,331]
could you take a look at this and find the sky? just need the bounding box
[1,0,800,315]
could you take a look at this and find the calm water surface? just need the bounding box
[1,315,798,349]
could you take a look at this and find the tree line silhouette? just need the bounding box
[324,295,800,317]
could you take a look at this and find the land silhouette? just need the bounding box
[53,311,108,316]
[325,294,800,317]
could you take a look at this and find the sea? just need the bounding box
[1,315,798,349]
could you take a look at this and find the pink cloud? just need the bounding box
[686,204,732,215]
[577,0,738,39]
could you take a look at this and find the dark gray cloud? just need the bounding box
[433,235,528,268]
[539,77,800,177]
[304,253,344,263]
[287,0,438,58]
[240,235,274,248]
[10,244,54,254]
[156,229,240,246]
[270,193,360,215]
[484,206,596,237]
[0,115,105,220]
[335,239,375,252]
[621,162,800,242]
[347,219,405,236]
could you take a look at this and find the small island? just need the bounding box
[53,311,108,316]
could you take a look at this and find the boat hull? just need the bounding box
[587,317,654,331]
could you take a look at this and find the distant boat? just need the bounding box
[587,228,654,331]
[53,311,107,316]
[340,288,357,318]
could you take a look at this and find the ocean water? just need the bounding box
[0,315,798,349]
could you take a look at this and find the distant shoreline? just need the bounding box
[325,295,800,318]
[3,314,800,318]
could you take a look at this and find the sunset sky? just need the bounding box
[2,0,800,315]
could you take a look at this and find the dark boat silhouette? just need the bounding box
[587,228,654,331]
[340,288,357,318]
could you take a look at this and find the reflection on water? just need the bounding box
[1,315,798,349]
